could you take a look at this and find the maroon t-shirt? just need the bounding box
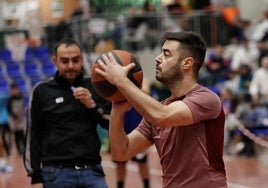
[136,85,227,188]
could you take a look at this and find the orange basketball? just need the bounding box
[91,50,143,102]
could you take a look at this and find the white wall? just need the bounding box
[137,49,160,83]
[0,1,4,28]
[237,0,268,24]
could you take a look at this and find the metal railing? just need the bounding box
[43,10,232,54]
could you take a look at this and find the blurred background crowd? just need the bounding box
[1,0,268,186]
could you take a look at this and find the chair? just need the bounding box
[6,61,23,79]
[42,61,56,76]
[0,76,10,93]
[12,76,29,94]
[30,75,42,87]
[24,47,36,60]
[24,60,40,77]
[0,49,12,63]
[34,46,51,61]
[0,64,5,78]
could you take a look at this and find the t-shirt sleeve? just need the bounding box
[183,89,222,123]
[136,118,154,143]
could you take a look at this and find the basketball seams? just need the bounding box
[91,50,143,102]
[112,50,131,66]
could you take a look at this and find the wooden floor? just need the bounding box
[1,146,268,188]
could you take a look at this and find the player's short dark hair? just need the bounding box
[162,31,207,77]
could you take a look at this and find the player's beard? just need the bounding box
[156,61,183,86]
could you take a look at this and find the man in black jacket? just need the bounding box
[24,38,111,188]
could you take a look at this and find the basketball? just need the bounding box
[91,50,143,102]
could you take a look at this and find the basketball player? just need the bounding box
[95,31,227,187]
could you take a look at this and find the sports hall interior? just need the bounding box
[1,0,268,188]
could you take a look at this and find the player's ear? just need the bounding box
[181,57,194,69]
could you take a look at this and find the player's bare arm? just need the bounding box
[95,53,194,127]
[109,102,152,161]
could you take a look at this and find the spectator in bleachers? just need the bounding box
[199,45,229,87]
[250,9,268,42]
[206,45,229,85]
[223,69,238,94]
[223,64,253,96]
[256,36,268,67]
[230,36,259,72]
[228,18,251,44]
[236,64,253,95]
[249,54,268,105]
[222,37,239,64]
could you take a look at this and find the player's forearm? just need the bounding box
[115,77,166,126]
[109,108,130,161]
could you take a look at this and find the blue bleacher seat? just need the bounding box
[208,86,220,96]
[30,75,42,87]
[6,61,23,78]
[0,76,9,93]
[35,45,49,54]
[24,60,39,77]
[12,76,29,94]
[35,46,51,60]
[42,61,56,76]
[24,47,35,60]
[0,49,12,62]
[253,127,268,136]
[0,65,5,78]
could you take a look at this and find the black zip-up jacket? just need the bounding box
[24,72,111,184]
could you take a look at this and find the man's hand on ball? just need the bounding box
[95,52,135,85]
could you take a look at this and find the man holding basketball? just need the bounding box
[24,38,111,188]
[96,31,227,187]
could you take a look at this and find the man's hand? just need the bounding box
[95,52,135,86]
[72,87,96,108]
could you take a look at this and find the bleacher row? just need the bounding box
[0,46,56,99]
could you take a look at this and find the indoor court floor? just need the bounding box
[0,145,268,188]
